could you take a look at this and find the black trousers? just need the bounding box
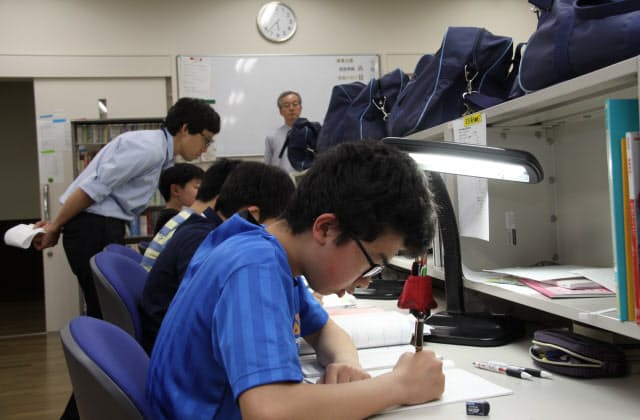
[60,212,126,420]
[62,212,126,318]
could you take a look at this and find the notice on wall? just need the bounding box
[37,112,70,184]
[453,113,489,242]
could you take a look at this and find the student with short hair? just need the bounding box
[140,161,295,353]
[147,141,445,419]
[140,158,240,271]
[153,163,205,234]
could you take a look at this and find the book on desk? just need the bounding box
[298,308,512,414]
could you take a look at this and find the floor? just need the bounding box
[0,332,71,419]
[0,298,68,419]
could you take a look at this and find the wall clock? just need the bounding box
[257,2,297,43]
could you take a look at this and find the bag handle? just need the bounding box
[575,0,640,19]
[371,78,389,121]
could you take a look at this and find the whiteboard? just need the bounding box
[177,54,380,157]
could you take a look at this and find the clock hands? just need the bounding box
[269,19,281,31]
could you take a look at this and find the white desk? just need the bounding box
[355,299,640,420]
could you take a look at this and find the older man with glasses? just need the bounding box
[264,90,303,173]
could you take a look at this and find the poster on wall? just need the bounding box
[36,112,71,184]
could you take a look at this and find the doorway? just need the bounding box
[0,80,46,336]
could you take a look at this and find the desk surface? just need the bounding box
[355,299,640,420]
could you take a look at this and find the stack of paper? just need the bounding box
[483,266,615,299]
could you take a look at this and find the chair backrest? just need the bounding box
[91,251,147,341]
[104,243,143,263]
[60,316,150,420]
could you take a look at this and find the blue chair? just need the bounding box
[60,316,151,420]
[91,251,147,342]
[104,243,143,263]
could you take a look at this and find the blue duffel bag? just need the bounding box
[387,27,514,137]
[341,68,409,142]
[316,81,365,153]
[517,0,640,94]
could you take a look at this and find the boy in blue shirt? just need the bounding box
[141,161,295,353]
[148,141,445,419]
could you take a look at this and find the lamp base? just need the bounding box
[424,311,524,347]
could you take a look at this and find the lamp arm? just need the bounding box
[428,172,465,314]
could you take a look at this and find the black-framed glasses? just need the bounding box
[352,237,385,278]
[200,132,214,148]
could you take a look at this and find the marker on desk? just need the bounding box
[472,361,532,379]
[487,361,553,379]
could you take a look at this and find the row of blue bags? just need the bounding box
[317,26,515,152]
[285,1,640,170]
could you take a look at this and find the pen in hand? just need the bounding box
[397,254,435,353]
[412,310,425,352]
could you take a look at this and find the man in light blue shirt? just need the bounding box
[34,98,220,420]
[34,97,220,319]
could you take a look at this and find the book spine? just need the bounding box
[621,138,636,321]
[604,99,639,321]
[627,131,640,324]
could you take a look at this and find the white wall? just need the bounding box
[0,0,537,78]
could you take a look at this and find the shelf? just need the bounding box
[406,55,639,140]
[390,255,640,341]
[395,56,640,341]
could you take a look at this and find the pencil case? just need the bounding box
[529,328,626,378]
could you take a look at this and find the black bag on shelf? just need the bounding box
[386,26,514,137]
[516,0,640,94]
[529,328,627,378]
[281,117,322,172]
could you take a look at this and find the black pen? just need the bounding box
[472,361,532,379]
[487,361,552,379]
[411,310,424,352]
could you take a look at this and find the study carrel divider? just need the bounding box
[176,54,380,157]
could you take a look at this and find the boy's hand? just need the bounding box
[392,350,445,405]
[317,363,371,384]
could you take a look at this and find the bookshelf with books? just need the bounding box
[71,117,165,244]
[394,55,640,340]
[72,117,164,176]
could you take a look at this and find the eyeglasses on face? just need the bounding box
[352,237,385,278]
[200,132,214,148]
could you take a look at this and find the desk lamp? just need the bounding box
[382,137,544,346]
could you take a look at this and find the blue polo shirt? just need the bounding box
[147,214,328,419]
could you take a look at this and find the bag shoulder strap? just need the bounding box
[278,129,290,159]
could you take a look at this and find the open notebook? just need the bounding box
[299,310,512,414]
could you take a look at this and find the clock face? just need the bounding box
[257,2,297,43]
